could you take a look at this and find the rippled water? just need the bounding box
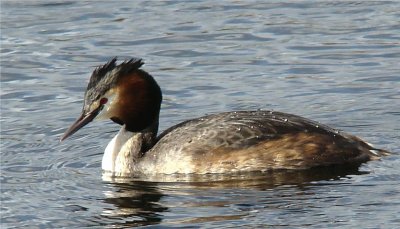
[1,0,399,228]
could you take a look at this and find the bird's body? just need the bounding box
[61,58,389,177]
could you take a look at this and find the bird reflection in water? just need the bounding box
[98,164,365,227]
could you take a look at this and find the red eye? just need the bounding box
[100,98,108,105]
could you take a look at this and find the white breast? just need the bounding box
[102,126,137,174]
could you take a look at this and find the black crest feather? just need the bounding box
[83,57,145,110]
[87,57,144,90]
[88,57,118,89]
[117,58,144,76]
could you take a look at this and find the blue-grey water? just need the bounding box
[1,1,399,228]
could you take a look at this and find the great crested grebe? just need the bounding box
[60,57,389,176]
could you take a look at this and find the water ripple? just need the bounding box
[1,0,399,228]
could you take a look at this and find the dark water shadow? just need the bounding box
[96,180,167,227]
[96,164,366,227]
[172,164,367,190]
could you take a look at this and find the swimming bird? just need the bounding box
[60,57,389,176]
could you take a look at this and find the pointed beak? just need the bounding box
[60,105,102,141]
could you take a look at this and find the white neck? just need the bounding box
[102,126,143,176]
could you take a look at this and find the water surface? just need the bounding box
[1,1,399,228]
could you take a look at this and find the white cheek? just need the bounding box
[96,105,111,120]
[95,94,117,121]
